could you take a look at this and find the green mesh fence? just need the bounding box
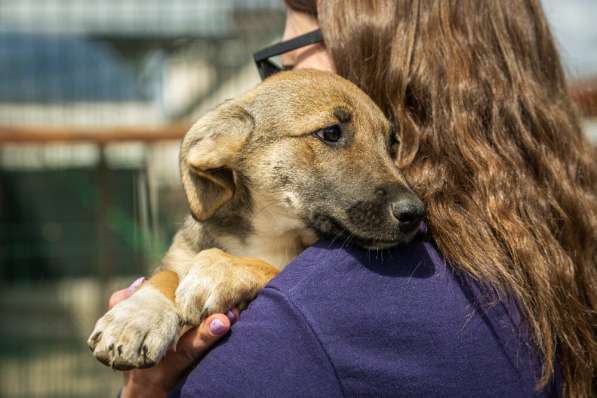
[0,1,283,396]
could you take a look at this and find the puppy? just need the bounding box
[88,70,424,370]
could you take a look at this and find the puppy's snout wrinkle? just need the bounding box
[391,197,425,233]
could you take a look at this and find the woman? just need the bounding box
[116,1,596,396]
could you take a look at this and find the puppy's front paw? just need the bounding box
[87,287,180,370]
[176,248,278,325]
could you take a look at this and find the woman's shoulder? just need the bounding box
[263,239,554,397]
[267,238,447,307]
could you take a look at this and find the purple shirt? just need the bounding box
[171,239,560,397]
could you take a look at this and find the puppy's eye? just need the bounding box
[313,125,343,144]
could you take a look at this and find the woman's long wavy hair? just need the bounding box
[285,0,597,396]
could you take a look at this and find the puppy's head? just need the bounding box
[181,69,424,249]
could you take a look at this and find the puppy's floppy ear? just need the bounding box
[180,97,255,221]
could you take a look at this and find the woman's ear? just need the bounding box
[180,98,255,222]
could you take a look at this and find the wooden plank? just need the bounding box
[0,123,191,144]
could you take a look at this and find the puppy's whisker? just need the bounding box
[252,198,278,214]
[328,231,343,248]
[252,199,284,219]
[340,233,354,250]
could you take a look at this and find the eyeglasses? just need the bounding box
[253,29,323,81]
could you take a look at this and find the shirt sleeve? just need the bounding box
[174,286,345,398]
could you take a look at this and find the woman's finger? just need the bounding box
[173,307,240,362]
[152,313,231,377]
[108,289,129,309]
[175,307,240,362]
[108,277,145,309]
[178,314,231,363]
[226,307,240,324]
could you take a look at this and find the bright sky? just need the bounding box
[542,0,597,80]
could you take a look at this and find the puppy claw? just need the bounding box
[112,361,136,371]
[88,331,102,351]
[95,351,111,368]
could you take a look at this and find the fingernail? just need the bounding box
[209,319,228,336]
[127,277,145,296]
[226,309,236,323]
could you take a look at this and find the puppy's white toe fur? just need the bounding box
[176,267,222,325]
[87,286,180,370]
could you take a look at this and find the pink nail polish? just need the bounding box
[226,309,237,323]
[209,319,227,335]
[127,277,145,296]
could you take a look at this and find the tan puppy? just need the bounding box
[88,70,424,370]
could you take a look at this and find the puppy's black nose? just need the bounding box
[391,198,425,233]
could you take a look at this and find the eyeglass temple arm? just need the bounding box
[256,59,281,81]
[253,29,323,62]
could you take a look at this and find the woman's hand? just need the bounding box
[109,278,239,398]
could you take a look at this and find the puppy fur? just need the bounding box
[88,70,424,370]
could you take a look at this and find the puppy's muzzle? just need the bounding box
[339,184,425,247]
[375,183,425,235]
[390,196,425,234]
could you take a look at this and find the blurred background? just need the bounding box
[0,1,595,397]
